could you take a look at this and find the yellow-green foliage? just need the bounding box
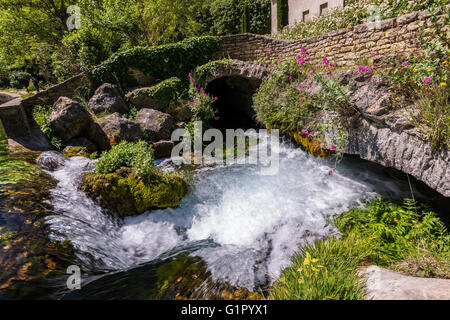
[82,168,188,217]
[289,131,331,159]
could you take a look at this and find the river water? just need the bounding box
[41,134,435,297]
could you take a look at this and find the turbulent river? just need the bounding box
[36,134,436,298]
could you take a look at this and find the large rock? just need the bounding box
[361,265,450,300]
[36,151,66,171]
[0,92,20,105]
[63,137,97,157]
[49,97,93,142]
[153,140,175,159]
[88,83,128,115]
[99,113,144,145]
[137,108,176,142]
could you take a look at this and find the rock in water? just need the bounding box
[137,108,176,142]
[88,83,128,115]
[153,140,175,159]
[99,113,144,145]
[63,137,97,157]
[49,97,93,142]
[36,151,66,171]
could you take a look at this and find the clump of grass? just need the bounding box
[269,199,450,300]
[410,84,449,150]
[269,233,370,300]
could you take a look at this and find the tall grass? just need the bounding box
[269,199,450,300]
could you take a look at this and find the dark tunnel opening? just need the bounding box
[206,76,263,131]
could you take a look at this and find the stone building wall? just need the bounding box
[271,0,345,34]
[222,10,447,67]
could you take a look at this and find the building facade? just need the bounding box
[271,0,345,34]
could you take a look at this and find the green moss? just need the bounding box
[63,146,89,158]
[82,168,188,217]
[131,77,186,110]
[193,59,232,88]
[89,36,221,89]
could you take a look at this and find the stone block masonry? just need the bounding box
[220,9,448,67]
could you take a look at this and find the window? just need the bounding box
[320,3,328,16]
[302,10,310,22]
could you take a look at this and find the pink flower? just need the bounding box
[402,61,408,66]
[315,65,319,68]
[330,145,337,150]
[308,69,313,74]
[268,49,273,54]
[289,76,293,81]
[275,87,279,91]
[423,77,432,83]
[371,52,376,57]
[301,129,309,135]
[194,87,198,91]
[298,84,304,89]
[299,97,304,102]
[188,72,194,83]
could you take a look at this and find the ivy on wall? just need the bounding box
[89,36,221,90]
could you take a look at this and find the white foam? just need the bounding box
[44,134,410,289]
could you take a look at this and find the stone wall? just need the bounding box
[221,10,447,67]
[20,73,87,111]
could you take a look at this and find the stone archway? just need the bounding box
[193,59,270,130]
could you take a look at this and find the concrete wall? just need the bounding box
[222,10,444,68]
[272,0,345,34]
[289,0,344,25]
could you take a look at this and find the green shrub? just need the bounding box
[89,36,221,88]
[270,199,450,300]
[9,71,31,89]
[95,140,155,178]
[253,54,351,159]
[334,199,450,277]
[0,68,10,88]
[31,105,63,150]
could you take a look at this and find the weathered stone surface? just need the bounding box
[307,70,449,197]
[0,98,30,138]
[99,113,144,145]
[88,83,128,115]
[86,122,111,151]
[137,108,176,142]
[195,59,271,88]
[0,92,20,105]
[63,137,97,156]
[36,151,66,171]
[153,140,175,159]
[361,265,450,300]
[126,88,164,111]
[173,106,192,122]
[49,97,92,142]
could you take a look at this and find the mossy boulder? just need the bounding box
[81,168,188,217]
[126,77,185,112]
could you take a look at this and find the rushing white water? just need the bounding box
[44,135,413,290]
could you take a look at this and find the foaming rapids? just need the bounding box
[44,134,412,290]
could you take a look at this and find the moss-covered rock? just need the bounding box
[81,167,188,217]
[126,77,185,112]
